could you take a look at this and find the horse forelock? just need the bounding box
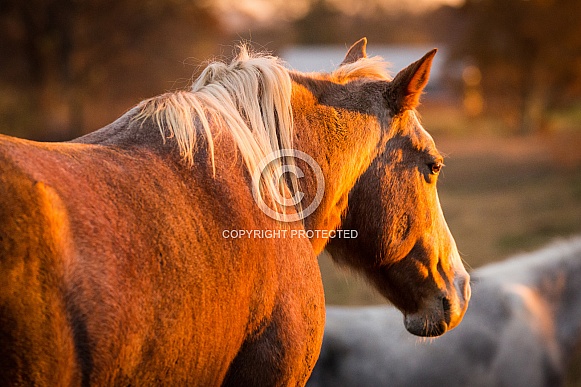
[329,55,392,84]
[133,45,299,217]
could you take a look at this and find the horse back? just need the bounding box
[0,135,243,384]
[0,134,324,385]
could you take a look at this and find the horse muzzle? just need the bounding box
[404,269,471,337]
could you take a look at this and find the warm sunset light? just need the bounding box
[2,0,581,384]
[213,0,464,28]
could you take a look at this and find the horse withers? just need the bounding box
[0,38,469,385]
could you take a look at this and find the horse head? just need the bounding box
[322,39,471,337]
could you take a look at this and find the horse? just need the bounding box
[308,236,581,387]
[0,38,470,385]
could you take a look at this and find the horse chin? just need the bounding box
[403,313,449,337]
[403,296,454,337]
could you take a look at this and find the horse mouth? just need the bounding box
[403,297,453,337]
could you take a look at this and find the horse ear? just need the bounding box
[341,38,368,65]
[387,49,437,113]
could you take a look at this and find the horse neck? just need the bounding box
[78,76,385,256]
[289,77,384,254]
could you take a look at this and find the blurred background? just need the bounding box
[2,0,581,372]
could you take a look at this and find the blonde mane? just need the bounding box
[330,55,392,83]
[134,45,297,220]
[133,46,393,220]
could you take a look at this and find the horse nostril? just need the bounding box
[442,297,451,324]
[456,274,471,302]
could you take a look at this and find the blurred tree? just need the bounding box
[294,0,344,45]
[450,0,581,133]
[0,0,222,140]
[292,0,438,45]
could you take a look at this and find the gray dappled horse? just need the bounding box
[309,237,581,387]
[0,38,469,385]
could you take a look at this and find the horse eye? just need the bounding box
[429,162,443,175]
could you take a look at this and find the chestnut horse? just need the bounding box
[0,38,469,386]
